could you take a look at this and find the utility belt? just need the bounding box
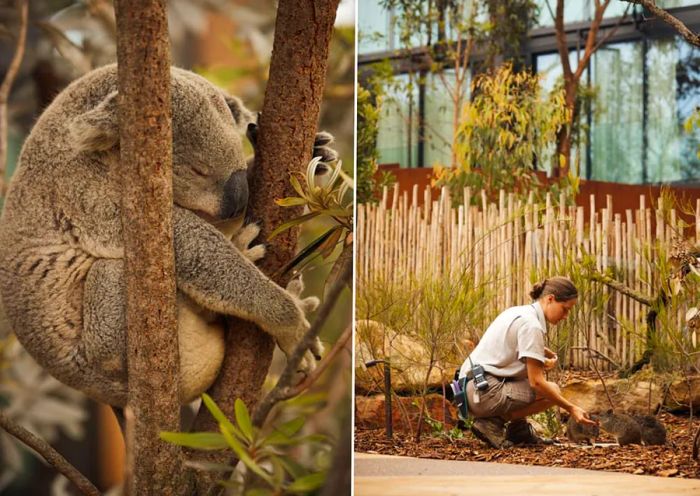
[450,362,490,420]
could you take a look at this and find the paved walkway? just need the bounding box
[355,453,700,495]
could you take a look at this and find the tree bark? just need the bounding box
[190,0,339,493]
[553,0,610,177]
[114,1,182,494]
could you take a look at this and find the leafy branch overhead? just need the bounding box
[271,157,354,280]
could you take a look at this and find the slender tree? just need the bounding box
[190,1,340,493]
[113,1,182,494]
[553,0,612,177]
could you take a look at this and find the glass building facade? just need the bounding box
[359,0,700,185]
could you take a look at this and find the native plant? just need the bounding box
[162,394,331,495]
[434,64,571,205]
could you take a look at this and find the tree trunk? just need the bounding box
[113,1,182,494]
[190,0,339,493]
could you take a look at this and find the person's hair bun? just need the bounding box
[529,281,546,300]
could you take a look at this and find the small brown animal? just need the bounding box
[632,414,666,445]
[566,416,600,445]
[598,411,642,446]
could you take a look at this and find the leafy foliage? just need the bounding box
[161,393,331,495]
[357,62,396,204]
[271,156,353,285]
[434,64,570,204]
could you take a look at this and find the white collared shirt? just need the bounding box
[459,301,547,379]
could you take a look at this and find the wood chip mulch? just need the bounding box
[355,412,700,478]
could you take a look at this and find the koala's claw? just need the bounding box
[309,337,324,361]
[233,223,265,262]
[313,131,339,168]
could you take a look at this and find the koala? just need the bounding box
[0,64,338,407]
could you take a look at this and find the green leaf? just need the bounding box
[275,228,340,278]
[201,394,246,442]
[289,174,307,199]
[284,392,327,408]
[234,398,254,443]
[268,212,320,240]
[286,471,327,493]
[278,456,305,479]
[276,197,308,207]
[220,423,273,484]
[245,489,272,496]
[318,226,343,259]
[263,417,305,446]
[159,432,228,450]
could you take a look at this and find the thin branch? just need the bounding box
[252,258,352,427]
[592,2,632,53]
[581,307,616,411]
[287,325,352,398]
[0,411,100,496]
[570,346,620,369]
[0,0,28,198]
[588,270,653,306]
[623,0,700,47]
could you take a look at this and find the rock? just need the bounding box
[355,320,474,393]
[355,393,458,433]
[560,378,662,414]
[665,376,700,411]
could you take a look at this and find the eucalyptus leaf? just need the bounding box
[286,471,326,493]
[234,398,254,443]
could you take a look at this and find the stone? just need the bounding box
[560,378,662,414]
[355,319,474,393]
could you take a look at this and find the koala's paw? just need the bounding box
[233,223,265,262]
[313,131,339,171]
[276,276,324,373]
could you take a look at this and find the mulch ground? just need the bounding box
[355,412,700,478]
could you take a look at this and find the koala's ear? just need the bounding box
[69,91,119,153]
[225,95,256,133]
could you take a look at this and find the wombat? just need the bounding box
[598,412,642,446]
[632,414,667,446]
[566,416,600,445]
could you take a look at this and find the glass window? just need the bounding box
[648,37,700,184]
[533,0,700,28]
[423,70,470,168]
[534,50,587,176]
[590,42,644,183]
[358,0,391,54]
[377,74,420,167]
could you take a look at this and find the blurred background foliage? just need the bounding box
[0,0,354,493]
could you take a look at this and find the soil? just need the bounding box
[355,412,700,478]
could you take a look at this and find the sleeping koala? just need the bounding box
[0,64,337,407]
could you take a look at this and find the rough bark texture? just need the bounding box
[114,1,182,494]
[189,1,339,494]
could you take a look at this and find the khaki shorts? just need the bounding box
[466,373,536,419]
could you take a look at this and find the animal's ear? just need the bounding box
[69,91,119,153]
[225,95,256,133]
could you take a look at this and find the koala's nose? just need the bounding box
[221,170,249,219]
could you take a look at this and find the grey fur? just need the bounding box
[0,64,324,407]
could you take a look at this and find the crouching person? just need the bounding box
[459,276,597,448]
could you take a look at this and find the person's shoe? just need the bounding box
[505,418,554,445]
[471,417,507,448]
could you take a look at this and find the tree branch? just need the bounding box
[253,258,352,427]
[287,324,352,398]
[0,411,100,496]
[588,270,653,306]
[623,0,700,47]
[0,0,28,198]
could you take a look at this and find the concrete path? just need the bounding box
[355,453,700,495]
